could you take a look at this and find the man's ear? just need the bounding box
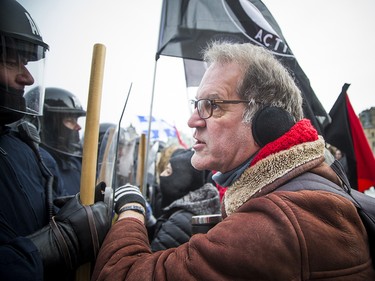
[251,106,295,147]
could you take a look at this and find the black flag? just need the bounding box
[157,0,330,134]
[324,84,375,191]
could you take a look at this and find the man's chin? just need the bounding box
[191,154,211,171]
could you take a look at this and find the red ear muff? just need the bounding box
[252,106,295,147]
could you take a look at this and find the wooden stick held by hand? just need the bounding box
[80,43,106,205]
[76,43,106,281]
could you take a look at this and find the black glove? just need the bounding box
[94,181,107,202]
[53,181,107,208]
[114,184,146,214]
[53,195,74,208]
[28,194,110,279]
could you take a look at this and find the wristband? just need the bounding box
[118,205,146,217]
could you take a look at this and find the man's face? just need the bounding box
[63,116,82,131]
[0,48,34,91]
[188,62,259,173]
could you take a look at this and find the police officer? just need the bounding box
[41,87,86,195]
[0,1,110,280]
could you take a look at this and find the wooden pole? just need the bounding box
[136,133,146,194]
[76,43,106,280]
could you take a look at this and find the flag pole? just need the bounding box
[141,60,158,196]
[140,0,166,196]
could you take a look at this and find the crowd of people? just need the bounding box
[0,0,373,280]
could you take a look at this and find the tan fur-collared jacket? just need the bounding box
[92,120,374,281]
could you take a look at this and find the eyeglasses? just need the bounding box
[190,99,249,119]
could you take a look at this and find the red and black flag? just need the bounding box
[156,0,330,135]
[324,83,375,192]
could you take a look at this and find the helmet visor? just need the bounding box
[0,35,47,116]
[41,113,86,157]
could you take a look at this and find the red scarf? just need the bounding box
[251,119,319,167]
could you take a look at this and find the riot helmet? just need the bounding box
[0,0,49,125]
[98,122,116,148]
[41,87,86,157]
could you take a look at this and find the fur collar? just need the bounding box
[223,119,325,216]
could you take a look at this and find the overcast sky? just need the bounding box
[18,0,375,136]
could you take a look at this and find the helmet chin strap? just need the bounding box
[0,85,26,125]
[0,107,24,125]
[0,82,25,96]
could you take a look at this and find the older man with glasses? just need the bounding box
[92,42,374,280]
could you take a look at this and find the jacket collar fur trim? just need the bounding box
[223,119,325,216]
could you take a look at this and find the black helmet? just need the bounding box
[0,0,49,125]
[41,88,86,157]
[44,87,86,116]
[98,122,116,146]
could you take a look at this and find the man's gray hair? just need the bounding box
[203,41,304,124]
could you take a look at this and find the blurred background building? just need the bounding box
[359,107,375,155]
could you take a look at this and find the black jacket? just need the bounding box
[150,183,220,252]
[0,128,47,280]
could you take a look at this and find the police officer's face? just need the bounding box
[0,49,34,91]
[63,116,82,131]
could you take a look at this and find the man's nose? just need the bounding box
[16,65,34,85]
[187,109,205,128]
[74,123,82,131]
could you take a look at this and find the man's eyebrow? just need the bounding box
[205,93,221,99]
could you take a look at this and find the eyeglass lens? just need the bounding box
[199,99,212,119]
[191,99,212,119]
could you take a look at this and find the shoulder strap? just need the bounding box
[277,171,357,206]
[278,167,375,222]
[278,165,375,264]
[330,159,351,191]
[330,160,375,223]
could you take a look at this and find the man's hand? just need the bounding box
[114,184,146,214]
